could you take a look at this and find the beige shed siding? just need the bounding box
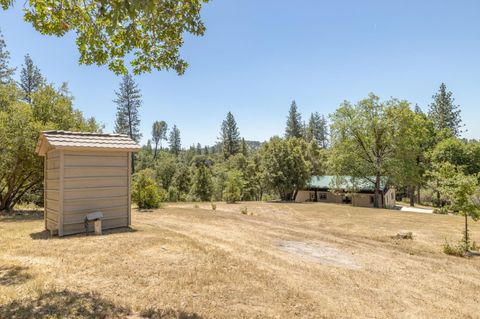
[61,150,129,235]
[44,149,61,233]
[38,131,140,236]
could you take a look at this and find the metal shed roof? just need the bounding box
[308,176,389,192]
[36,130,141,156]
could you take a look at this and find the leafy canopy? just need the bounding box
[1,0,209,75]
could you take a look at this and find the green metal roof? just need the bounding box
[307,176,389,192]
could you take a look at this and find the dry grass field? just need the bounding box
[1,202,480,318]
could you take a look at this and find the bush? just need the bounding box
[223,170,243,204]
[132,169,161,209]
[433,206,449,214]
[211,203,216,211]
[167,186,179,202]
[443,240,467,257]
[240,206,248,215]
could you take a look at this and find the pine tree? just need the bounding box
[196,143,202,155]
[203,146,209,155]
[114,74,142,173]
[241,138,248,157]
[0,29,15,84]
[114,74,142,142]
[169,125,181,156]
[285,100,303,138]
[152,120,167,158]
[221,111,241,159]
[19,54,44,102]
[428,83,462,136]
[414,104,423,114]
[306,112,328,148]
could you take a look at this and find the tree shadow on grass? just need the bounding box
[0,266,31,286]
[140,307,203,319]
[0,210,44,222]
[0,290,131,319]
[0,290,203,319]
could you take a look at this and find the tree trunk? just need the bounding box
[417,186,421,205]
[131,153,135,174]
[464,213,469,251]
[409,185,415,207]
[374,174,381,208]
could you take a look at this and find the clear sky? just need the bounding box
[1,1,479,146]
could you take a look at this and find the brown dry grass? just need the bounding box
[1,202,480,318]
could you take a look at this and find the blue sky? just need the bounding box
[1,0,479,146]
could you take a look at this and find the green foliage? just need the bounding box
[221,111,241,159]
[329,94,410,207]
[114,74,142,142]
[152,121,167,158]
[0,97,43,211]
[169,125,181,156]
[132,169,160,209]
[0,82,100,211]
[443,240,468,257]
[285,100,303,138]
[20,54,44,103]
[436,162,480,250]
[211,202,216,211]
[190,156,213,201]
[306,112,328,148]
[428,83,462,137]
[260,137,312,200]
[223,170,244,203]
[155,151,177,190]
[1,0,209,75]
[167,186,179,202]
[0,29,14,84]
[240,206,248,215]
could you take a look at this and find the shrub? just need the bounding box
[443,240,467,257]
[211,203,216,211]
[240,206,248,215]
[223,170,243,204]
[167,186,179,202]
[433,206,449,214]
[132,169,161,209]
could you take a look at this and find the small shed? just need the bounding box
[36,130,141,236]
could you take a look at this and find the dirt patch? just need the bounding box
[278,240,361,269]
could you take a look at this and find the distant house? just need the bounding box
[295,176,396,208]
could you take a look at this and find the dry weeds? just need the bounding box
[1,202,479,318]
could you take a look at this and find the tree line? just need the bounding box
[1,25,479,252]
[0,30,101,211]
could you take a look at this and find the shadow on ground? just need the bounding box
[0,210,44,222]
[30,227,138,240]
[140,307,203,319]
[0,290,202,319]
[0,266,31,286]
[0,290,130,319]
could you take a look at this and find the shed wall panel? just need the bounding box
[64,187,127,200]
[64,176,127,189]
[64,167,127,178]
[65,155,128,167]
[63,217,128,236]
[59,150,130,235]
